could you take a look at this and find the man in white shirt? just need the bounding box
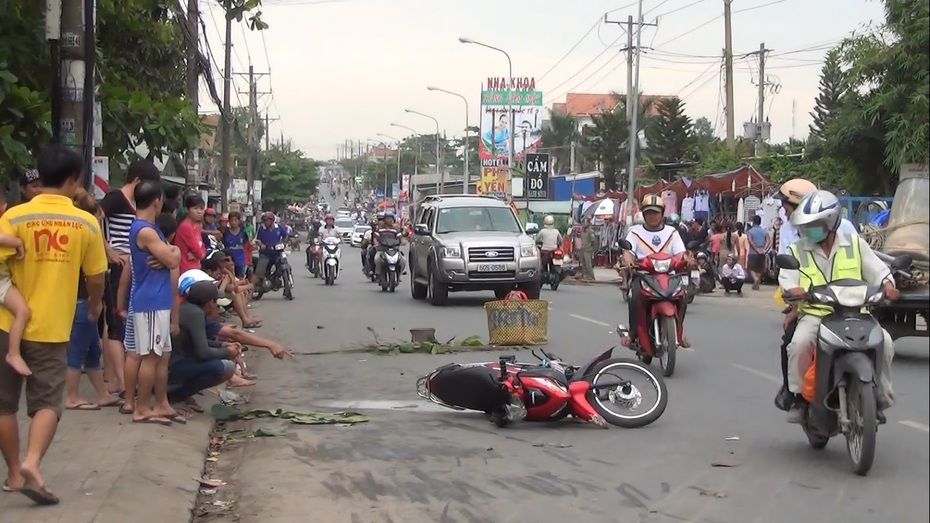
[621,195,690,348]
[720,253,746,296]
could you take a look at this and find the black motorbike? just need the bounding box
[538,246,568,291]
[775,253,911,476]
[377,236,402,292]
[253,245,294,301]
[305,237,321,277]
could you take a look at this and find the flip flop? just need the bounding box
[118,405,134,415]
[132,415,173,426]
[99,398,123,408]
[65,402,101,411]
[242,322,262,329]
[2,479,21,493]
[164,413,188,425]
[19,484,60,505]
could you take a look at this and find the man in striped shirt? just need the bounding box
[99,161,161,396]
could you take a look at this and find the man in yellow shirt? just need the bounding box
[0,145,108,505]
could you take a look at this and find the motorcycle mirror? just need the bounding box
[617,239,633,251]
[615,324,628,336]
[775,254,801,271]
[890,255,912,271]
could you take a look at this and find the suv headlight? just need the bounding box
[521,245,538,257]
[440,246,461,258]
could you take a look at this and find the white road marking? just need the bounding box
[314,399,453,414]
[569,314,611,327]
[732,363,782,384]
[899,420,930,433]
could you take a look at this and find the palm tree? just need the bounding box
[541,113,579,174]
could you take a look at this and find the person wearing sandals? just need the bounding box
[64,189,122,411]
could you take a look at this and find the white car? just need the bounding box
[335,219,355,241]
[351,225,370,247]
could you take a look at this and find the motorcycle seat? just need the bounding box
[517,367,568,386]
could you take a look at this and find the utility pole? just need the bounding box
[46,0,62,143]
[220,9,233,212]
[264,113,280,151]
[59,0,93,187]
[756,42,767,157]
[606,4,655,198]
[235,66,270,214]
[186,0,200,187]
[723,0,736,150]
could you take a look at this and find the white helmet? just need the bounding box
[790,190,841,232]
[543,215,555,226]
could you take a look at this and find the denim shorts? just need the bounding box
[67,300,103,370]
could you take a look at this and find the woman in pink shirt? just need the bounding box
[174,195,206,273]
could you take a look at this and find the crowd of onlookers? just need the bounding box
[0,145,289,507]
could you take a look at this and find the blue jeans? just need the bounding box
[67,300,102,370]
[167,357,234,404]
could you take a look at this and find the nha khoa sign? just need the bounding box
[479,76,543,163]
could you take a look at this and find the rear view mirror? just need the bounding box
[414,224,429,236]
[775,254,800,270]
[617,239,633,251]
[525,223,540,234]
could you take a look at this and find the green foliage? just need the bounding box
[261,144,319,209]
[809,49,847,139]
[540,113,578,174]
[645,97,693,164]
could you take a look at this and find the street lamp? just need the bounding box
[459,36,514,198]
[377,133,402,199]
[390,123,420,177]
[427,86,470,194]
[404,109,443,195]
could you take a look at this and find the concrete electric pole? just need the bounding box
[236,65,269,213]
[220,9,233,211]
[605,2,656,197]
[723,0,736,151]
[755,42,768,157]
[185,0,200,186]
[59,0,96,188]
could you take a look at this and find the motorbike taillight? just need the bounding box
[554,249,563,257]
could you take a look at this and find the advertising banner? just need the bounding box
[477,167,509,199]
[91,156,109,199]
[231,178,248,203]
[524,153,550,200]
[478,77,543,162]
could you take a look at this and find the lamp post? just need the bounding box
[390,123,420,177]
[404,109,443,195]
[427,86,470,194]
[377,133,402,199]
[459,37,514,199]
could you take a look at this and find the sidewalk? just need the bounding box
[0,383,212,523]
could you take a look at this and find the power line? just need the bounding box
[654,0,787,48]
[543,32,626,97]
[537,18,601,82]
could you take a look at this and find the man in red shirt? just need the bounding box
[173,195,206,274]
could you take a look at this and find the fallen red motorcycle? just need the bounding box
[617,239,689,378]
[416,343,668,428]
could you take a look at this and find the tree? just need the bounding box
[261,143,319,209]
[809,49,848,139]
[692,117,716,144]
[646,97,693,164]
[583,93,654,191]
[540,113,578,174]
[840,0,929,174]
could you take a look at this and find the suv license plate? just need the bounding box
[477,264,506,272]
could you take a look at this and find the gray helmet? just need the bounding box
[791,190,841,232]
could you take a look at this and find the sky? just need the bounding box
[199,0,886,160]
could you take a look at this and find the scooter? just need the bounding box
[321,236,341,285]
[539,247,569,291]
[617,239,689,378]
[774,253,911,476]
[306,237,321,277]
[377,236,402,292]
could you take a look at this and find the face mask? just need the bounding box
[803,225,828,243]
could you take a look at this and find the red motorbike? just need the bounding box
[617,239,689,378]
[305,237,322,278]
[416,345,668,429]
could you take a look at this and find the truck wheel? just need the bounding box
[428,262,449,306]
[521,282,541,300]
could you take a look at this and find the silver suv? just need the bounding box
[409,194,541,305]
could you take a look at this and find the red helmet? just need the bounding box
[324,214,334,221]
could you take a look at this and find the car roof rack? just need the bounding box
[422,194,496,203]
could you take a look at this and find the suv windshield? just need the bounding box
[435,206,522,234]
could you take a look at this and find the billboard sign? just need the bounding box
[524,153,550,200]
[478,77,544,164]
[477,167,509,199]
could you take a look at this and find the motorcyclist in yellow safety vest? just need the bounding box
[778,190,898,424]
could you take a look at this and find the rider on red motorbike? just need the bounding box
[621,195,691,348]
[536,215,563,270]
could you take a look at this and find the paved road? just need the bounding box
[229,229,929,523]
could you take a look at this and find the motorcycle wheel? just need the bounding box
[845,380,877,476]
[389,270,397,292]
[283,269,294,300]
[550,274,560,291]
[585,358,668,428]
[657,316,678,377]
[801,406,829,450]
[621,285,630,303]
[252,290,264,301]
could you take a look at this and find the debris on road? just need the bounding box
[210,404,370,425]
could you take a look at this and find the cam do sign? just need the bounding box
[477,167,509,199]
